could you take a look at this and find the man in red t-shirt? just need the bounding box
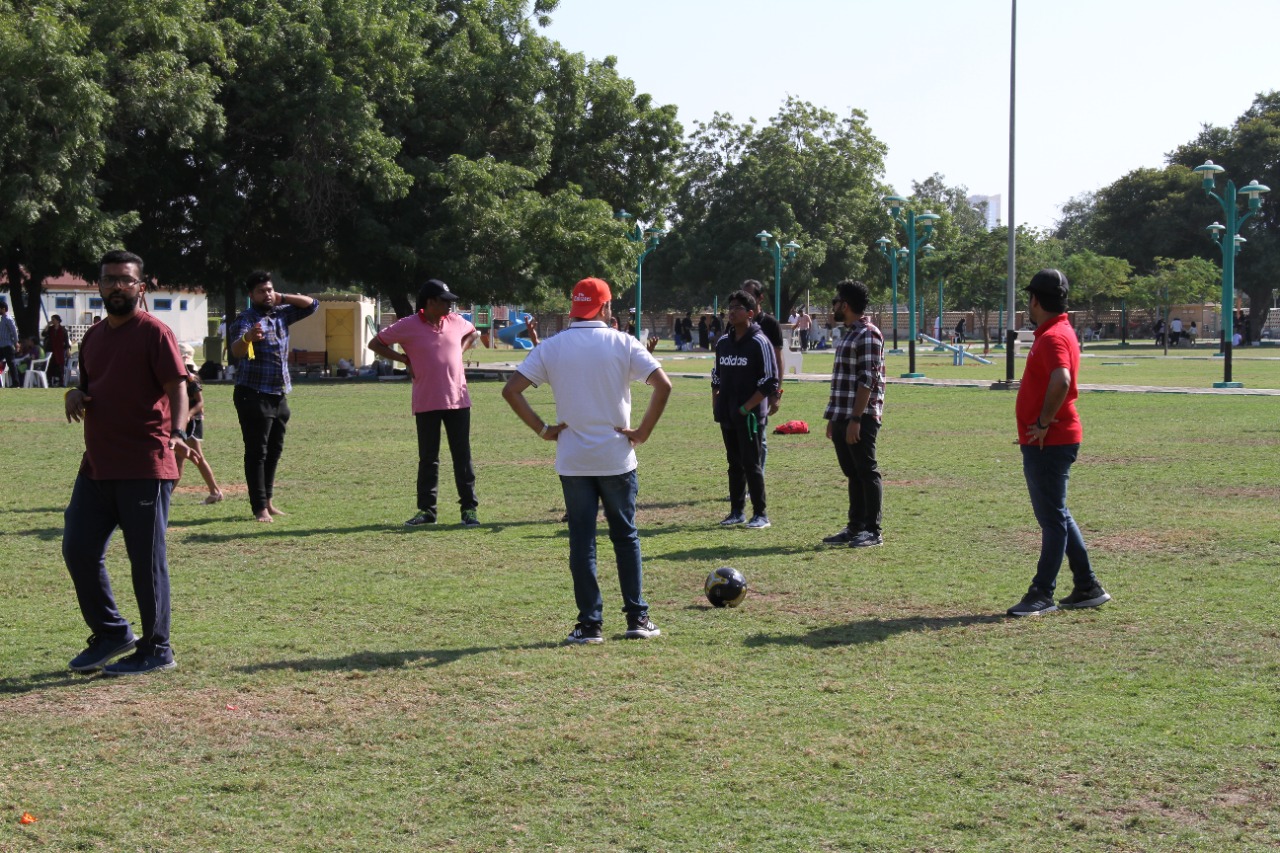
[1007,269,1111,617]
[62,250,201,675]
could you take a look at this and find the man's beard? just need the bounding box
[105,293,139,316]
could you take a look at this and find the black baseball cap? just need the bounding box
[418,279,459,303]
[1026,269,1069,300]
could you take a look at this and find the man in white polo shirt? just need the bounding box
[502,277,672,644]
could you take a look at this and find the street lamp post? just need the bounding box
[618,209,664,341]
[874,237,909,353]
[1192,160,1269,388]
[884,196,940,377]
[755,231,800,319]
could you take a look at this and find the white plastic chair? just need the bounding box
[23,355,50,388]
[64,352,79,387]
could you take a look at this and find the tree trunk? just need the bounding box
[389,292,413,319]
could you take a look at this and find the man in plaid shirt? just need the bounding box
[822,280,885,548]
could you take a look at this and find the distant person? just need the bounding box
[63,249,199,675]
[697,316,710,350]
[712,289,778,530]
[0,299,18,382]
[13,335,43,383]
[1153,318,1165,346]
[709,312,723,342]
[822,280,885,548]
[502,277,671,644]
[796,310,813,350]
[954,317,966,344]
[1170,316,1183,347]
[368,279,481,528]
[43,315,71,386]
[227,270,318,522]
[1188,321,1197,347]
[176,344,224,505]
[1006,269,1109,617]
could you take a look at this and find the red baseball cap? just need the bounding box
[569,277,611,319]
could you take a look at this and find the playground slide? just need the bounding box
[497,313,534,350]
[918,333,994,364]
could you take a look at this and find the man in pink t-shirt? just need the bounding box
[369,279,481,527]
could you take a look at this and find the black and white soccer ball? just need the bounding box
[705,567,748,608]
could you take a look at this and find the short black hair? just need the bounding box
[100,249,144,275]
[741,279,764,299]
[835,280,869,314]
[243,270,272,292]
[726,289,757,313]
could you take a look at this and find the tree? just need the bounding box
[1127,256,1219,336]
[1167,91,1280,341]
[1058,250,1132,326]
[1053,191,1099,256]
[659,97,888,316]
[0,1,129,336]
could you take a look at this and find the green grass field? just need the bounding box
[2,363,1278,851]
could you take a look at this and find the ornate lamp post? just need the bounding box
[883,196,940,377]
[617,209,664,341]
[1192,161,1269,388]
[874,237,909,354]
[755,231,800,319]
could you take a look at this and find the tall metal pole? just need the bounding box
[1004,0,1018,383]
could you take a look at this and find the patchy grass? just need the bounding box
[2,371,1279,851]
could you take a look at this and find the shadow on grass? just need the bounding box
[649,542,817,560]
[0,669,94,696]
[744,613,1006,648]
[1,506,66,515]
[11,515,237,542]
[235,642,562,674]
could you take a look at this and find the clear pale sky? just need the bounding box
[541,0,1279,232]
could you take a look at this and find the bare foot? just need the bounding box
[267,502,286,516]
[254,510,273,523]
[203,491,224,505]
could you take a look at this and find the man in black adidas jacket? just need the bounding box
[711,289,779,530]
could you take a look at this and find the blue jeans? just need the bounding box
[63,475,174,655]
[560,470,647,625]
[1022,444,1097,595]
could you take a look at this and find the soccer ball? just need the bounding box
[705,567,748,608]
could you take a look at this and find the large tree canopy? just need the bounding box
[0,0,684,323]
[656,97,888,317]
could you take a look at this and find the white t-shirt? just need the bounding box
[516,321,662,477]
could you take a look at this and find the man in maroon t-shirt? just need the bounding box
[62,249,201,675]
[1007,269,1110,617]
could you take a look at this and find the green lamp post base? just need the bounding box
[900,372,925,379]
[1212,381,1243,388]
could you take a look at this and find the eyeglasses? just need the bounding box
[726,304,749,313]
[100,275,143,289]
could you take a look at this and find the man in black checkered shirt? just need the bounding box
[822,280,885,548]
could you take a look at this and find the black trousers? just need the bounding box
[721,418,766,517]
[233,385,290,514]
[416,407,478,516]
[63,475,174,655]
[831,414,883,535]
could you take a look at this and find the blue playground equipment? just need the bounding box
[918,333,993,365]
[496,312,534,350]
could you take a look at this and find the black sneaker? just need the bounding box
[822,528,856,545]
[745,514,771,530]
[719,512,746,526]
[1059,585,1111,609]
[625,614,661,639]
[69,632,137,673]
[565,622,604,644]
[405,510,437,527]
[102,648,177,676]
[1007,586,1058,617]
[849,531,883,548]
[460,508,480,527]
